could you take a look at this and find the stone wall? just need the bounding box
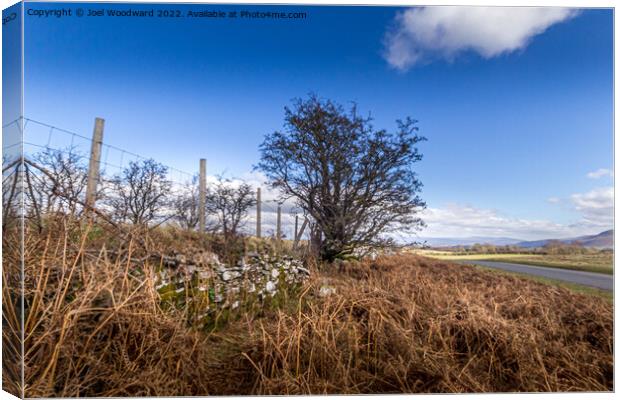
[154,252,310,323]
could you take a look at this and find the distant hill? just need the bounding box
[515,230,613,249]
[422,230,613,249]
[420,236,523,247]
[578,230,614,248]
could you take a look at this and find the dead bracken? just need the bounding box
[6,219,612,396]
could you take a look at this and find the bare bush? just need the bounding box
[206,177,255,238]
[2,156,22,227]
[107,159,172,225]
[173,175,201,230]
[31,147,89,216]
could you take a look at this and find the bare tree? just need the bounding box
[173,175,200,230]
[31,148,89,216]
[107,159,171,226]
[2,155,22,228]
[257,95,426,261]
[206,177,256,238]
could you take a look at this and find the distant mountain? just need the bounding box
[515,230,613,249]
[578,229,614,248]
[420,237,523,247]
[422,230,613,249]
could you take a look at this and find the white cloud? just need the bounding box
[586,168,613,179]
[419,204,577,240]
[418,186,613,240]
[546,197,560,204]
[384,7,578,70]
[570,186,614,227]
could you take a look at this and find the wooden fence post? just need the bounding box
[294,214,299,242]
[294,217,309,247]
[85,117,104,208]
[199,158,206,233]
[276,204,282,242]
[256,187,261,238]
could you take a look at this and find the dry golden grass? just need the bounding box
[239,256,613,393]
[3,218,613,396]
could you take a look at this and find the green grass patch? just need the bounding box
[414,250,613,275]
[469,264,613,302]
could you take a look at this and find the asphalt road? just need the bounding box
[458,260,613,291]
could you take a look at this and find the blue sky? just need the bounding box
[2,2,22,156]
[19,3,613,240]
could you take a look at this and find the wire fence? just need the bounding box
[20,117,194,185]
[2,116,310,240]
